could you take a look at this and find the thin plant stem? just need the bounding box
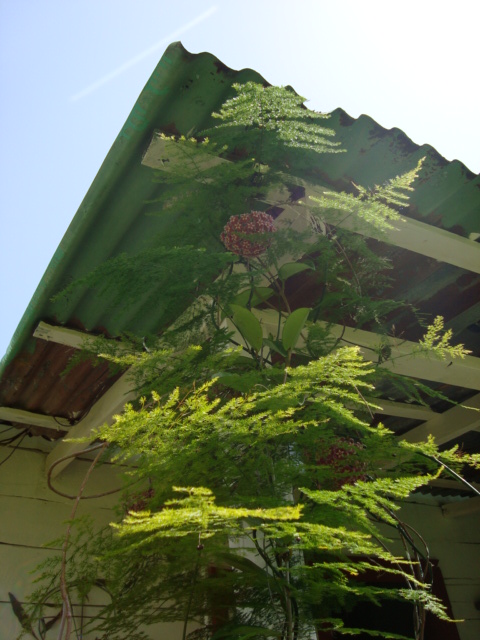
[57,442,108,640]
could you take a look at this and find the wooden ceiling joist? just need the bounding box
[34,321,105,349]
[254,310,480,391]
[370,398,436,421]
[0,407,68,431]
[143,137,480,275]
[302,184,480,275]
[402,393,480,445]
[36,315,480,475]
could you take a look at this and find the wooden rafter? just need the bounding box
[402,393,480,445]
[253,309,480,391]
[34,311,480,475]
[0,407,68,432]
[142,136,480,275]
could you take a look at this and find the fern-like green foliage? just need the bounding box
[416,315,471,360]
[26,84,477,640]
[310,159,425,234]
[208,82,342,154]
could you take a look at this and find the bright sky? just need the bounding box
[1,0,478,359]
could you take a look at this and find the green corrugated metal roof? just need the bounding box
[1,42,479,425]
[0,43,266,373]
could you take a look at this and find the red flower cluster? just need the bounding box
[221,211,276,258]
[311,437,366,490]
[125,488,155,513]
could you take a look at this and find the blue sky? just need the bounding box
[1,0,479,359]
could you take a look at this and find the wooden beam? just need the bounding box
[45,371,135,478]
[141,136,480,274]
[229,310,480,443]
[402,393,480,445]
[369,398,436,421]
[253,309,480,391]
[33,321,88,349]
[34,321,129,352]
[302,184,480,275]
[0,407,67,431]
[330,324,480,391]
[39,311,479,474]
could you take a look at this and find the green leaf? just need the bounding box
[263,338,288,357]
[282,307,310,351]
[229,304,263,351]
[278,262,312,281]
[233,287,274,308]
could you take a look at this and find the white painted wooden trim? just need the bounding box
[0,407,68,431]
[45,371,135,478]
[33,321,88,349]
[141,135,480,274]
[37,306,480,475]
[34,321,130,352]
[369,398,436,421]
[302,184,480,275]
[255,309,480,391]
[402,393,480,445]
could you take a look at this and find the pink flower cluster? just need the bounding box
[221,211,276,258]
[125,488,155,513]
[310,437,366,489]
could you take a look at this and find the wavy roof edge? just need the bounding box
[1,41,477,377]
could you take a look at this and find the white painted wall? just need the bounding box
[390,496,480,640]
[0,442,187,639]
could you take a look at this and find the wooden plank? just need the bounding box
[33,321,88,349]
[45,371,135,478]
[141,136,480,274]
[0,406,66,431]
[34,320,130,352]
[302,184,480,274]
[254,309,480,391]
[369,398,436,421]
[402,393,480,445]
[40,310,480,476]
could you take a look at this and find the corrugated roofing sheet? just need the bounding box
[1,42,479,459]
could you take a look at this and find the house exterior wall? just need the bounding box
[2,442,479,639]
[0,443,188,639]
[395,498,480,640]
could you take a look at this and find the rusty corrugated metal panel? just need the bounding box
[0,42,479,454]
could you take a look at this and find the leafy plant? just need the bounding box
[23,83,478,640]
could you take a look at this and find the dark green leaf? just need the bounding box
[263,338,288,357]
[282,307,310,350]
[278,262,312,281]
[229,304,264,351]
[233,287,274,308]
